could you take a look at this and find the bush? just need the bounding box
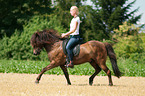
[113,22,144,61]
[114,35,144,59]
[0,15,66,60]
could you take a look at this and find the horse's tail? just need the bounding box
[104,42,121,78]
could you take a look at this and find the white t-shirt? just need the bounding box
[70,16,80,35]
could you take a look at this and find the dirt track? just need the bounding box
[0,73,144,96]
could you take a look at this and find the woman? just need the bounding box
[61,6,81,68]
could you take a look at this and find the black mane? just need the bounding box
[31,29,62,46]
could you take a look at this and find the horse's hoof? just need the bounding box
[109,83,113,86]
[35,80,39,84]
[89,81,93,86]
[67,83,71,85]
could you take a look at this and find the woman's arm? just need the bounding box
[61,21,78,38]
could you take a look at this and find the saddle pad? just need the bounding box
[62,39,80,56]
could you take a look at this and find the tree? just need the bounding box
[52,0,106,41]
[79,5,107,41]
[0,0,52,38]
[91,0,142,39]
[52,0,85,30]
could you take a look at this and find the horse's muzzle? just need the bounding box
[33,49,41,55]
[33,51,40,55]
[33,52,38,55]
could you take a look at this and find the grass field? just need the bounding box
[0,58,144,77]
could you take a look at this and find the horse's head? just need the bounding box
[30,32,44,55]
[30,29,61,55]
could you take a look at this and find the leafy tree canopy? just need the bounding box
[0,0,52,38]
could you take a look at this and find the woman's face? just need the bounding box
[70,9,76,16]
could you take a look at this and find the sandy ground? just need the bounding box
[0,73,144,96]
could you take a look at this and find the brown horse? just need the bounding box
[30,29,121,86]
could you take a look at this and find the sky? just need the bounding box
[128,0,145,24]
[85,0,145,24]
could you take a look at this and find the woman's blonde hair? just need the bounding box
[70,6,79,15]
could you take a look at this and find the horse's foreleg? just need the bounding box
[35,61,56,84]
[89,60,101,85]
[60,65,71,85]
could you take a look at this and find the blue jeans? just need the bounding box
[66,35,80,61]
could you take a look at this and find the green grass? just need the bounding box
[117,58,145,77]
[0,58,145,77]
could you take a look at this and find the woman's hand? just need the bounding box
[61,33,67,38]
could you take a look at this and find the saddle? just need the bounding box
[62,39,81,56]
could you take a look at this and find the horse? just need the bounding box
[30,29,121,86]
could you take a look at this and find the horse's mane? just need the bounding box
[31,29,62,46]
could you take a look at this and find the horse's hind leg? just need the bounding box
[60,65,71,85]
[99,60,113,86]
[89,60,102,85]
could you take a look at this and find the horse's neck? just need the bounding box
[44,44,52,53]
[44,41,63,60]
